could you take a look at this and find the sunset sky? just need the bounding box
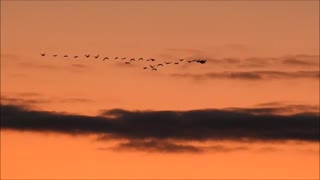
[1,1,319,179]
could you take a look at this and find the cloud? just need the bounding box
[171,70,319,81]
[2,104,319,143]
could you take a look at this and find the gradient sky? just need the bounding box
[1,1,319,179]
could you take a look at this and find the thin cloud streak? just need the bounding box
[171,70,319,81]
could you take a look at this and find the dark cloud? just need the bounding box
[171,71,319,81]
[1,104,319,143]
[112,139,203,153]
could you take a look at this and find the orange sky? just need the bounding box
[1,1,319,179]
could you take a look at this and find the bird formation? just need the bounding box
[40,53,207,71]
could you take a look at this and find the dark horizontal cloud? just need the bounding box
[2,104,319,143]
[171,70,319,81]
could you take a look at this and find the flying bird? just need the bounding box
[150,65,155,68]
[125,62,130,64]
[85,54,90,58]
[157,64,163,67]
[138,58,143,61]
[53,55,58,57]
[74,56,78,58]
[165,62,171,64]
[115,57,118,59]
[152,68,157,71]
[95,55,99,59]
[180,59,184,61]
[122,57,126,60]
[143,67,147,69]
[150,58,155,61]
[130,58,135,62]
[187,60,193,63]
[64,55,68,58]
[174,62,179,65]
[40,53,45,56]
[103,57,109,61]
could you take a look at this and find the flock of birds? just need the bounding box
[40,53,207,71]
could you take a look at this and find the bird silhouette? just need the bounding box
[152,68,157,71]
[115,57,118,59]
[122,57,126,60]
[150,58,155,61]
[143,67,147,69]
[74,56,78,58]
[198,59,207,64]
[53,55,58,57]
[85,54,90,58]
[125,62,130,64]
[95,55,99,59]
[130,58,135,62]
[103,57,109,61]
[64,55,68,58]
[187,60,193,63]
[165,62,171,64]
[180,59,184,61]
[157,64,163,67]
[138,58,143,61]
[174,62,179,64]
[150,65,155,68]
[41,53,45,56]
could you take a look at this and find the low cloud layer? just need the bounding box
[2,104,318,142]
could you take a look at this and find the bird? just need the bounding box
[64,55,68,58]
[125,62,130,64]
[85,54,90,58]
[103,57,109,61]
[187,60,193,63]
[95,55,99,59]
[53,55,58,57]
[150,58,155,61]
[130,58,135,62]
[41,53,45,56]
[165,62,171,64]
[174,62,179,64]
[152,68,157,71]
[150,65,155,68]
[74,56,78,58]
[143,67,147,69]
[122,57,126,60]
[115,57,118,59]
[157,64,163,67]
[180,59,184,61]
[138,58,143,61]
[199,59,207,64]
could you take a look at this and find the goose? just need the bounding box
[95,55,99,59]
[130,58,135,62]
[138,58,143,61]
[103,57,109,61]
[152,68,157,71]
[41,53,45,56]
[150,65,155,68]
[157,64,163,67]
[85,54,90,58]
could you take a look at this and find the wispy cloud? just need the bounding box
[171,70,319,81]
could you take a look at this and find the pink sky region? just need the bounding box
[1,1,319,179]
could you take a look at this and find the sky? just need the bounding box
[1,1,319,179]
